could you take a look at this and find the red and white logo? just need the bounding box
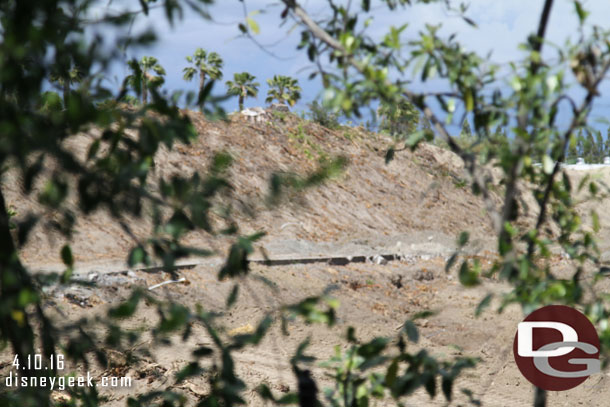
[513,305,600,391]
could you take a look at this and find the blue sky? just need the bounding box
[91,0,610,133]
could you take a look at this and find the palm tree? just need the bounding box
[126,56,166,104]
[183,48,223,106]
[265,75,302,107]
[226,72,259,111]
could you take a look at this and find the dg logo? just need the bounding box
[513,305,600,391]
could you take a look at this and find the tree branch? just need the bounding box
[527,59,610,257]
[281,0,503,231]
[532,0,555,72]
[502,0,555,247]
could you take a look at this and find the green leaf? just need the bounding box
[128,246,147,267]
[459,262,479,287]
[257,384,275,401]
[458,231,469,247]
[227,284,239,308]
[175,362,202,383]
[109,291,142,318]
[462,16,478,28]
[61,267,73,284]
[445,253,458,272]
[441,375,453,401]
[411,310,436,320]
[192,346,214,358]
[464,89,474,112]
[405,131,425,150]
[87,139,101,160]
[61,245,73,268]
[424,373,436,398]
[357,337,389,358]
[18,288,39,307]
[385,147,395,164]
[475,293,493,317]
[385,359,398,387]
[542,155,554,175]
[574,1,589,24]
[403,320,419,343]
[246,16,260,34]
[592,210,600,233]
[159,304,190,333]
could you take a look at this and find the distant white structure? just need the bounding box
[240,107,270,123]
[564,156,610,171]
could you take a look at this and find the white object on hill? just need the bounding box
[241,107,270,123]
[563,156,610,171]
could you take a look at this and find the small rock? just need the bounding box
[390,275,403,289]
[106,349,127,367]
[269,103,290,112]
[414,270,434,281]
[372,255,388,265]
[228,323,255,336]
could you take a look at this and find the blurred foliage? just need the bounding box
[317,323,476,407]
[307,101,341,130]
[6,0,610,406]
[378,99,420,139]
[276,0,610,404]
[0,2,464,406]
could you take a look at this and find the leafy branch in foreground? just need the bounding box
[277,0,610,405]
[7,0,610,406]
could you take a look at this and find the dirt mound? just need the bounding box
[6,109,498,268]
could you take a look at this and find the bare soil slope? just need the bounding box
[4,110,610,406]
[7,109,499,269]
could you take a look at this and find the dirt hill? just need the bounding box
[5,108,500,269]
[5,109,610,407]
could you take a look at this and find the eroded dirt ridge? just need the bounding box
[4,109,610,406]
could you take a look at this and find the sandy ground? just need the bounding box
[2,109,610,406]
[4,255,608,406]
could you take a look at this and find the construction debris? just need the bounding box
[148,277,187,291]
